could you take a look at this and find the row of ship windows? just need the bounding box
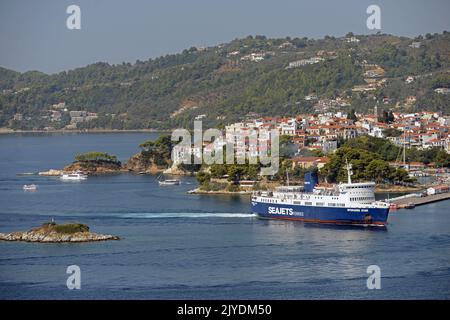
[261,198,375,207]
[347,185,372,189]
[261,199,347,207]
[308,197,338,200]
[293,201,346,207]
[326,203,346,207]
[350,197,374,201]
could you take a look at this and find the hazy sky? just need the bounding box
[1,0,449,74]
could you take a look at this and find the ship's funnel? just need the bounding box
[304,171,318,193]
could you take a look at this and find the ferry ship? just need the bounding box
[251,161,390,227]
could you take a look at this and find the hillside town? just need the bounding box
[174,109,449,157]
[222,109,450,154]
[171,108,450,192]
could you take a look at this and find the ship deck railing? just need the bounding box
[252,191,342,199]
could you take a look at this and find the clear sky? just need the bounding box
[1,0,449,74]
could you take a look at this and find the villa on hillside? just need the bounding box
[291,156,330,170]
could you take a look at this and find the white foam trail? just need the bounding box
[15,212,257,219]
[119,212,257,219]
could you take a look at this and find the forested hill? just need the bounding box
[1,32,449,130]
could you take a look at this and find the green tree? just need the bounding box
[196,171,211,185]
[139,135,173,166]
[366,159,393,183]
[435,150,450,167]
[75,152,119,163]
[347,109,358,122]
[383,128,402,137]
[227,165,245,182]
[210,164,228,178]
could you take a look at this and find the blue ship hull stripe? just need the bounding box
[251,201,389,225]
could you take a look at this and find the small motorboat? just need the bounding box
[23,184,38,191]
[156,173,180,186]
[158,179,180,186]
[60,171,88,181]
[404,202,416,209]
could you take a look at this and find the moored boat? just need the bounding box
[60,171,88,181]
[403,202,416,209]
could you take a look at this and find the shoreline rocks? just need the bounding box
[0,223,120,243]
[188,187,252,195]
[163,165,195,176]
[64,160,125,175]
[38,169,64,176]
[125,152,166,174]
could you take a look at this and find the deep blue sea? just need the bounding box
[0,132,449,299]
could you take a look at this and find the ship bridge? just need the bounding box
[338,182,376,204]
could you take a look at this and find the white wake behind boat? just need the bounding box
[60,171,88,181]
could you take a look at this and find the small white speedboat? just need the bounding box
[60,171,88,181]
[158,179,180,186]
[23,184,38,191]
